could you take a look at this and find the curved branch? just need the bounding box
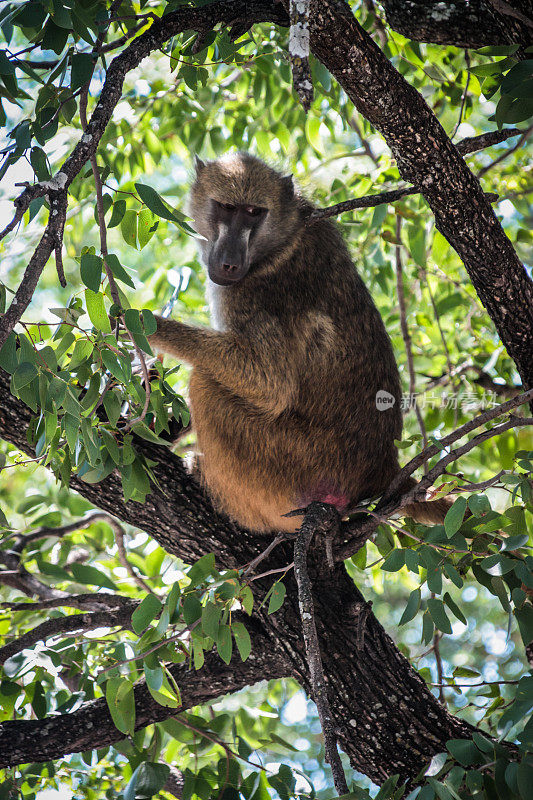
[303,0,533,395]
[0,606,136,665]
[0,620,289,769]
[380,0,533,47]
[0,0,289,348]
[0,369,518,782]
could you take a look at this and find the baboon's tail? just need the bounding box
[400,477,454,525]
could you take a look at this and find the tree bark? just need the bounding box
[0,0,529,784]
[302,0,533,395]
[0,620,288,769]
[0,370,481,783]
[379,0,533,48]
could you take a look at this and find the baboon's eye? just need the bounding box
[244,205,264,217]
[219,202,237,212]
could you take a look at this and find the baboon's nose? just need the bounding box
[222,263,238,274]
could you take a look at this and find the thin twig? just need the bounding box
[308,127,523,224]
[79,84,121,308]
[478,124,533,178]
[451,50,471,140]
[121,328,151,430]
[447,469,505,492]
[432,611,445,705]
[395,215,428,452]
[112,518,155,594]
[242,534,291,578]
[338,389,533,560]
[294,503,349,796]
[383,387,533,502]
[247,564,294,582]
[0,607,134,665]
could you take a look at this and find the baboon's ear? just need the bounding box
[194,155,206,174]
[281,174,294,200]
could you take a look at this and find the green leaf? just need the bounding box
[518,762,533,800]
[124,308,143,333]
[138,208,157,249]
[399,588,421,625]
[407,224,426,267]
[515,604,533,647]
[240,585,254,615]
[0,332,17,373]
[124,763,170,800]
[305,117,322,153]
[103,389,122,426]
[71,53,94,90]
[141,308,157,335]
[268,581,286,614]
[443,592,467,625]
[202,602,222,639]
[444,497,467,538]
[144,660,164,691]
[80,253,103,292]
[121,209,138,248]
[105,253,135,288]
[182,594,202,626]
[427,598,453,634]
[70,563,116,590]
[452,666,480,678]
[0,51,16,75]
[85,290,111,333]
[187,553,216,586]
[12,362,38,392]
[217,624,233,664]
[382,549,406,572]
[69,338,93,368]
[132,593,163,635]
[135,183,182,223]
[105,677,136,736]
[468,494,491,516]
[101,348,128,383]
[108,199,126,228]
[232,621,251,661]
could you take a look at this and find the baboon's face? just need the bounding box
[189,154,298,287]
[205,199,268,286]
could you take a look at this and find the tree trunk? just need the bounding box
[379,0,533,48]
[0,369,480,783]
[302,0,533,396]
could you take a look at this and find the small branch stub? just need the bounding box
[294,502,349,796]
[290,0,314,112]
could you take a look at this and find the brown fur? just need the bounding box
[149,153,445,532]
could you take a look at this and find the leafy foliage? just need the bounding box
[0,1,532,799]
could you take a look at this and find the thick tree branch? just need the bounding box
[309,127,523,222]
[302,0,533,395]
[0,620,289,769]
[0,368,491,782]
[294,504,348,796]
[0,606,136,665]
[0,0,289,349]
[380,0,533,47]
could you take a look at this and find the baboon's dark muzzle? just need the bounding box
[208,215,251,286]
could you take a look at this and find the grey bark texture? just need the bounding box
[379,0,533,48]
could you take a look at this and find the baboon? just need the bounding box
[149,152,446,533]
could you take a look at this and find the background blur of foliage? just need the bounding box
[0,1,532,799]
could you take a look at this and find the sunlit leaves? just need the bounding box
[267,581,286,614]
[106,677,136,736]
[85,289,112,333]
[444,497,467,538]
[132,594,163,635]
[0,7,532,800]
